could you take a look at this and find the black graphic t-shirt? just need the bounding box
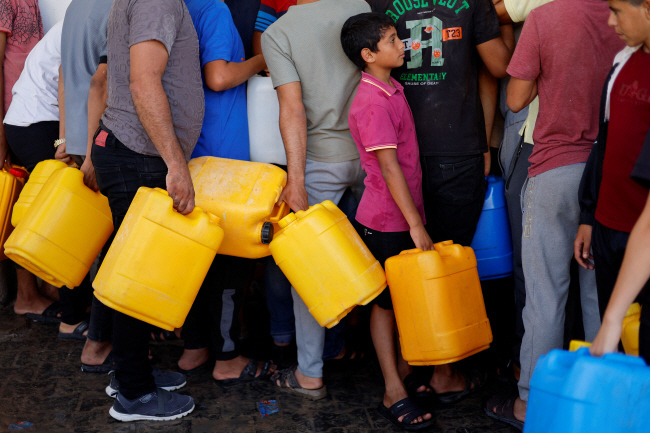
[368,0,500,156]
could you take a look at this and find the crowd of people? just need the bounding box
[1,0,648,429]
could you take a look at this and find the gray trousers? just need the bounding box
[518,163,600,401]
[292,158,363,378]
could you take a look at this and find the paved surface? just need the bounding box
[0,278,521,433]
[0,309,520,433]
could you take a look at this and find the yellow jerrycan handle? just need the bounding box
[268,200,289,223]
[397,242,455,257]
[398,248,423,255]
[569,340,592,351]
[153,187,221,226]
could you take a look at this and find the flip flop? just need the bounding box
[81,352,115,374]
[436,368,486,404]
[271,365,327,400]
[24,302,62,324]
[377,397,435,431]
[58,321,89,341]
[214,359,274,387]
[484,393,524,431]
[404,368,435,407]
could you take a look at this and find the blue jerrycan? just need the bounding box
[470,175,512,280]
[525,348,650,433]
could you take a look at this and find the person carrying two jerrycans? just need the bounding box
[341,12,434,431]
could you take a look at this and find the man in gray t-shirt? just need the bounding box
[91,0,203,422]
[261,0,369,399]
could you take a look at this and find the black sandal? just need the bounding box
[436,368,486,404]
[58,321,89,341]
[403,369,435,407]
[484,393,524,431]
[214,359,274,387]
[377,397,435,431]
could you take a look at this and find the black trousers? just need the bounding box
[91,123,168,399]
[355,223,414,311]
[420,154,486,246]
[592,221,650,364]
[5,121,59,171]
[182,255,252,360]
[6,120,93,325]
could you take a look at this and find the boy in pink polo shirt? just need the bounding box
[342,12,434,431]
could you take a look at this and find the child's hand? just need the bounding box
[410,224,434,251]
[590,317,623,357]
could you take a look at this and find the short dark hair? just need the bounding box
[605,0,645,5]
[341,12,396,70]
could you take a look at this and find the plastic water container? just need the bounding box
[247,75,287,165]
[622,303,641,356]
[93,187,224,331]
[0,166,27,260]
[525,348,650,433]
[470,175,512,280]
[568,303,640,356]
[188,156,289,258]
[568,340,592,352]
[4,167,113,288]
[12,159,68,227]
[269,200,386,328]
[385,241,493,365]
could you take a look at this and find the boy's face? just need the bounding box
[607,0,650,47]
[373,26,405,69]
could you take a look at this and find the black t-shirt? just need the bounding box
[368,0,501,156]
[632,130,650,189]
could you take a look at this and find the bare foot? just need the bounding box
[13,269,55,316]
[383,387,432,425]
[59,321,88,336]
[178,347,209,371]
[81,339,112,366]
[430,364,472,394]
[213,355,275,381]
[274,366,323,390]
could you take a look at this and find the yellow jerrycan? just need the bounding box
[0,166,27,260]
[385,241,493,365]
[621,303,640,356]
[93,187,224,331]
[4,167,113,288]
[188,156,289,258]
[269,200,387,328]
[569,304,640,356]
[569,340,592,351]
[11,159,68,227]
